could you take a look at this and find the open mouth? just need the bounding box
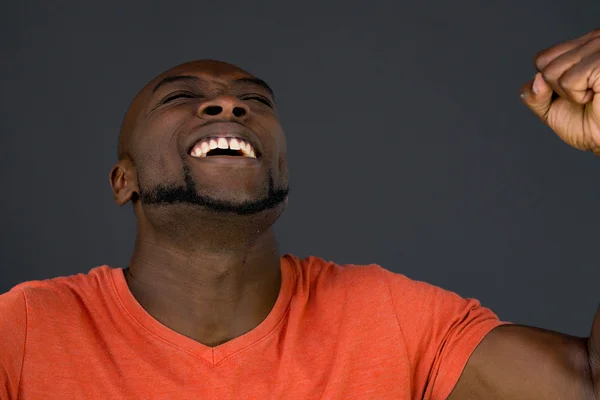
[189,136,258,159]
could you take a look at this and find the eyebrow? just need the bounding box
[152,75,199,93]
[233,77,275,99]
[151,75,275,99]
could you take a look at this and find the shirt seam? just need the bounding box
[382,267,413,394]
[16,289,28,400]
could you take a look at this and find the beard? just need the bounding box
[138,165,289,215]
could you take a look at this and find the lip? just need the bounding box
[184,121,263,158]
[188,155,260,166]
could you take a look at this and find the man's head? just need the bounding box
[110,60,289,238]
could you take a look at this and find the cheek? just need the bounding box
[136,152,186,189]
[131,120,187,185]
[274,131,289,183]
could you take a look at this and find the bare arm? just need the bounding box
[447,27,600,400]
[448,324,597,399]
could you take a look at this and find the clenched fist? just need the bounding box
[521,29,600,155]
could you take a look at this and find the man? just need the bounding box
[1,29,600,399]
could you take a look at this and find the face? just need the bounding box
[113,60,289,217]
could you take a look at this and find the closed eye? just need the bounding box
[161,91,197,104]
[241,95,273,108]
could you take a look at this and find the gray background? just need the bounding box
[1,1,599,337]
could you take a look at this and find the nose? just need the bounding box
[197,96,249,120]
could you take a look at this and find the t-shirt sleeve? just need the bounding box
[0,288,27,400]
[381,268,508,400]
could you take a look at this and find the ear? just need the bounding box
[109,159,139,206]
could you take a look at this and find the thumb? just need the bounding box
[521,72,554,122]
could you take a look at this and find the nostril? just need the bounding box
[232,107,246,118]
[203,105,222,116]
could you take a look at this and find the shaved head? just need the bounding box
[110,59,289,222]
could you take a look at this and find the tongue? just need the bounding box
[207,148,243,156]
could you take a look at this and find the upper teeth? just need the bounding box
[190,137,256,158]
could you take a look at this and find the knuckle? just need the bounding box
[534,51,547,67]
[557,75,570,90]
[541,69,559,82]
[588,36,600,46]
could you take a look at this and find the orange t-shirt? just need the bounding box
[0,255,506,399]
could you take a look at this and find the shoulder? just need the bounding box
[0,287,27,330]
[0,287,27,397]
[0,289,28,399]
[285,254,423,313]
[286,254,498,322]
[285,253,434,295]
[285,253,391,289]
[0,266,116,398]
[2,266,117,319]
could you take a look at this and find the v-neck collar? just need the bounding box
[108,255,295,366]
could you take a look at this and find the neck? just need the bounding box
[125,208,283,347]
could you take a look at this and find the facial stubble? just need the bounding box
[138,165,289,215]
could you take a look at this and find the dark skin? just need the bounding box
[110,29,600,398]
[111,60,289,347]
[448,29,600,399]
